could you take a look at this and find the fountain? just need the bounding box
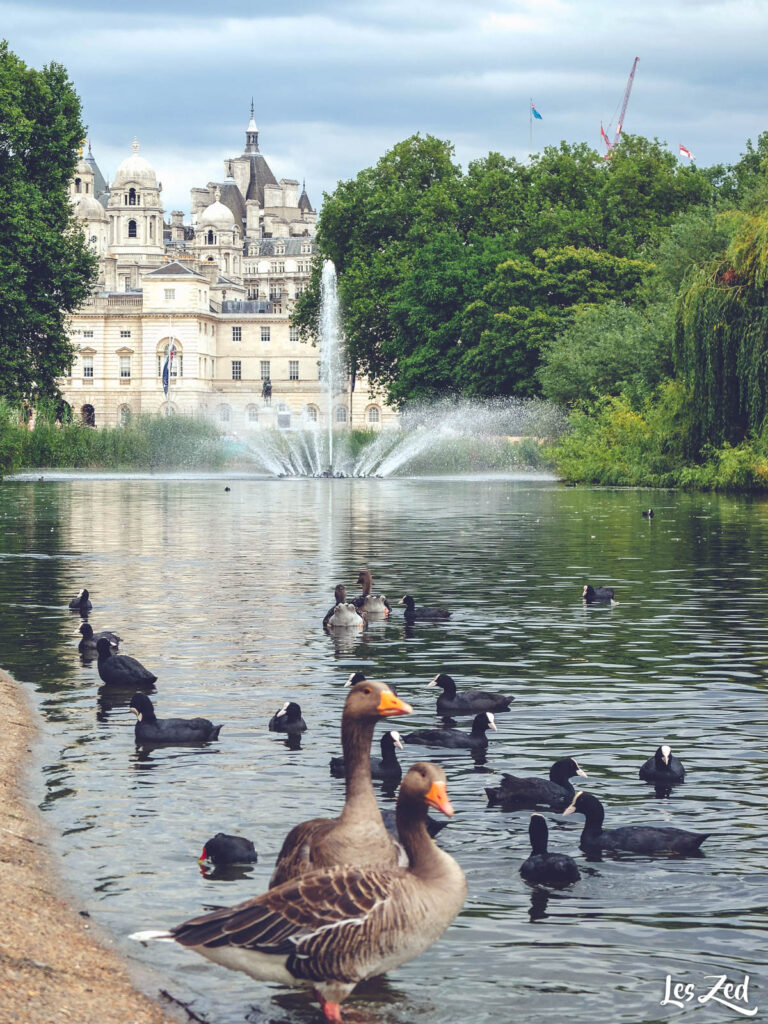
[319,260,344,474]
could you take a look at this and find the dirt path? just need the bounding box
[0,668,180,1024]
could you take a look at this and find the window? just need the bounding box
[83,330,94,338]
[289,360,299,381]
[306,405,318,422]
[301,242,312,254]
[269,287,281,301]
[367,406,381,424]
[275,243,285,255]
[232,360,242,380]
[247,405,259,423]
[289,327,299,343]
[219,405,230,423]
[207,229,214,244]
[75,178,81,194]
[156,344,183,378]
[164,288,175,301]
[119,405,131,426]
[81,404,95,426]
[120,330,131,338]
[128,188,137,206]
[128,219,137,238]
[260,360,270,380]
[295,284,305,297]
[119,356,131,379]
[270,261,285,274]
[335,406,347,423]
[82,356,94,379]
[232,326,242,342]
[261,327,270,343]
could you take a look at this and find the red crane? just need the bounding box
[601,57,639,155]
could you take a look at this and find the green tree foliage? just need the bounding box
[675,209,768,448]
[0,41,95,405]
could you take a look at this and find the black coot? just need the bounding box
[130,693,222,745]
[96,637,156,690]
[520,814,581,886]
[486,757,588,810]
[563,792,709,857]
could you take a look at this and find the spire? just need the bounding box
[246,99,259,153]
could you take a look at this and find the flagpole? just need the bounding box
[529,98,533,157]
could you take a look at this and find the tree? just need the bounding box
[675,209,768,448]
[0,41,95,405]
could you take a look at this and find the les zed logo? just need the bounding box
[661,974,757,1017]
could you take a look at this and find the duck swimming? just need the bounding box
[582,584,615,604]
[96,637,156,690]
[520,814,581,887]
[427,673,513,715]
[129,693,222,745]
[353,570,391,618]
[199,833,258,866]
[399,595,451,623]
[638,744,685,785]
[68,588,92,613]
[330,729,403,783]
[323,585,365,630]
[131,762,465,1024]
[562,791,709,857]
[78,622,122,654]
[270,679,412,887]
[485,757,588,810]
[268,701,307,736]
[402,711,497,751]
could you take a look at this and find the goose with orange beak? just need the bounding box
[270,679,414,885]
[132,762,465,1024]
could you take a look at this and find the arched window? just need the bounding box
[335,406,348,423]
[160,402,177,417]
[247,405,259,423]
[75,178,81,193]
[81,404,96,427]
[118,405,132,427]
[128,188,137,206]
[156,341,183,378]
[367,406,381,424]
[219,404,230,423]
[306,405,319,423]
[128,219,137,238]
[207,229,214,245]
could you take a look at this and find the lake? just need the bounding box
[0,473,766,1024]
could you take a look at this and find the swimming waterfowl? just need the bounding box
[428,673,513,715]
[330,729,403,783]
[131,762,465,1024]
[129,693,222,745]
[582,584,615,604]
[68,588,92,613]
[638,744,685,785]
[96,637,157,690]
[270,679,413,887]
[402,711,497,751]
[642,508,654,518]
[199,833,258,866]
[399,595,451,622]
[485,757,588,810]
[520,814,581,886]
[78,622,121,654]
[562,791,709,857]
[323,586,365,630]
[268,701,307,735]
[353,570,391,617]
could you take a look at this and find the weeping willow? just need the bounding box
[675,211,768,449]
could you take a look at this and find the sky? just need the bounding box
[3,0,767,215]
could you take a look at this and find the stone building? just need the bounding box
[61,111,393,433]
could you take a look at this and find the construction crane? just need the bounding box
[601,57,639,155]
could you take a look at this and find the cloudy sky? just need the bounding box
[4,0,767,214]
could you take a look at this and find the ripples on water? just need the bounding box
[0,476,767,1024]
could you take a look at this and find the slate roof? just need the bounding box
[221,299,275,314]
[245,154,279,205]
[143,261,205,278]
[247,238,316,256]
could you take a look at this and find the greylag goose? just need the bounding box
[638,744,685,785]
[131,762,466,1024]
[270,679,412,886]
[353,570,391,617]
[427,672,513,714]
[562,792,710,857]
[78,622,121,654]
[96,637,156,689]
[129,693,222,745]
[68,588,92,613]
[485,757,588,810]
[520,814,581,886]
[323,585,366,630]
[399,595,451,622]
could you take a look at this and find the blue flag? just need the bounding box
[531,104,543,120]
[162,357,170,396]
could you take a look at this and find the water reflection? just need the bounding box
[0,477,767,1024]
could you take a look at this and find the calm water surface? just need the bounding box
[0,475,766,1024]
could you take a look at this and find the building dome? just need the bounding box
[113,139,157,186]
[200,188,235,230]
[74,195,108,222]
[75,156,91,176]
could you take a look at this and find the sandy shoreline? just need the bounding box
[0,668,180,1024]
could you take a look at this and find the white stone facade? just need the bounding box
[61,115,395,434]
